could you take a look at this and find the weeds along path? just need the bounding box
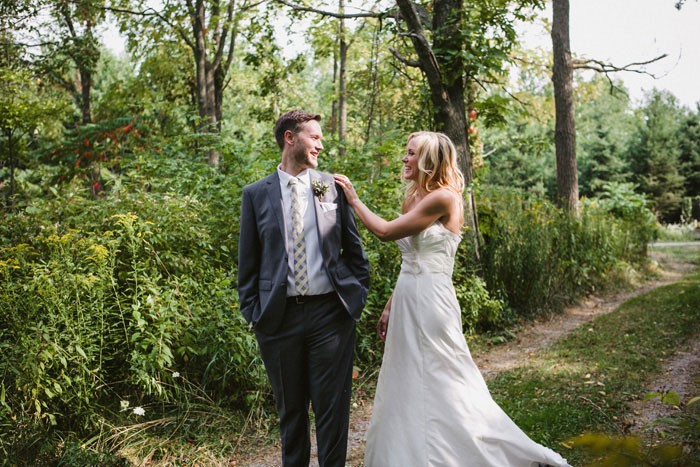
[238,245,698,467]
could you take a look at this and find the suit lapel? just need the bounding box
[265,172,286,240]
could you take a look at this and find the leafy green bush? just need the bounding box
[477,184,655,317]
[0,160,266,462]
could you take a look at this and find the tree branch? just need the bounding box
[389,47,419,67]
[394,0,447,107]
[102,5,195,50]
[270,0,386,18]
[572,54,668,77]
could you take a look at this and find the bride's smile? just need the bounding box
[402,139,419,180]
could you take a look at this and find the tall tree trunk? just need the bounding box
[79,68,92,124]
[364,23,380,145]
[330,40,338,136]
[338,0,347,157]
[551,0,579,215]
[192,0,220,167]
[205,64,219,166]
[394,0,479,255]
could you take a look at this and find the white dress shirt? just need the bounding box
[277,166,334,296]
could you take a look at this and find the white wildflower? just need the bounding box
[120,400,130,411]
[172,372,180,378]
[133,406,145,416]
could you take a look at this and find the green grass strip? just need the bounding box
[487,272,700,465]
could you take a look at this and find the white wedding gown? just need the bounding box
[364,222,570,467]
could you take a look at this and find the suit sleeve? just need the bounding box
[237,187,261,325]
[337,183,370,292]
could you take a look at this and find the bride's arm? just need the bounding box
[334,175,452,242]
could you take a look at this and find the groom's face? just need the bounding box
[290,120,324,170]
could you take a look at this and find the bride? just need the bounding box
[334,132,569,467]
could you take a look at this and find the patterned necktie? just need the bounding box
[289,178,309,295]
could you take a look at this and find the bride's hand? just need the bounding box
[377,300,391,342]
[333,174,360,206]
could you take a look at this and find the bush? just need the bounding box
[0,167,266,462]
[477,184,655,317]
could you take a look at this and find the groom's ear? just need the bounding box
[284,129,296,147]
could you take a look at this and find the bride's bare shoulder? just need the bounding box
[425,189,460,208]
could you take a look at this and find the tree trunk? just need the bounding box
[79,68,92,124]
[338,0,347,158]
[205,64,219,166]
[551,0,579,215]
[330,37,338,136]
[191,0,220,167]
[394,0,480,255]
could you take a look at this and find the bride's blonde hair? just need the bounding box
[403,131,465,201]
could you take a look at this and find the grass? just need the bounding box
[488,267,700,465]
[655,223,699,242]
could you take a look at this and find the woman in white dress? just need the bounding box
[334,132,570,467]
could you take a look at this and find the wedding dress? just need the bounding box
[364,222,570,467]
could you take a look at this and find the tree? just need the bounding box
[112,0,259,167]
[390,0,542,245]
[550,0,578,214]
[577,79,635,196]
[677,106,700,198]
[629,89,686,221]
[0,67,64,210]
[30,0,104,125]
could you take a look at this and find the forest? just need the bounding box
[1,0,699,465]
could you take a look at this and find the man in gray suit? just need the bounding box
[238,110,370,466]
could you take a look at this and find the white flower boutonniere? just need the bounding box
[312,180,330,202]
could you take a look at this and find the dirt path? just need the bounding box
[627,337,700,437]
[236,246,698,466]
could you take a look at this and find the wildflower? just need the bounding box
[172,372,180,378]
[120,400,129,411]
[133,406,145,416]
[94,182,99,189]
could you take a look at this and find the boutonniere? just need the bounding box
[312,180,330,201]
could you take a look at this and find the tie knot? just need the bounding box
[289,177,299,187]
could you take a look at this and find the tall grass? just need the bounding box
[477,185,656,318]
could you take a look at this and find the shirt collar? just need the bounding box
[277,165,310,187]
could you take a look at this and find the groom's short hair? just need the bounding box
[274,110,321,149]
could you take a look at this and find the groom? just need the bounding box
[238,110,370,466]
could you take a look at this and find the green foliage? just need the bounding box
[4,2,697,462]
[678,108,700,198]
[455,274,506,333]
[629,90,687,222]
[576,83,636,196]
[656,222,698,242]
[595,181,658,256]
[478,184,654,317]
[568,433,687,467]
[0,148,266,463]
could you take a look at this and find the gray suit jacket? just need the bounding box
[237,169,370,334]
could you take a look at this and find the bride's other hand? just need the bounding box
[377,295,392,341]
[333,174,360,206]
